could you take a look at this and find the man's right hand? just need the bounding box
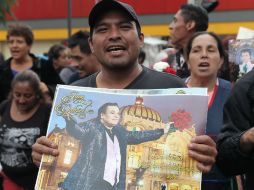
[32,136,59,167]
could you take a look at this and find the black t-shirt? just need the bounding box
[72,66,185,89]
[0,101,51,190]
[0,54,63,103]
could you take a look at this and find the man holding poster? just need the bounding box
[32,0,217,189]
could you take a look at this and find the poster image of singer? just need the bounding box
[228,38,254,77]
[35,85,208,190]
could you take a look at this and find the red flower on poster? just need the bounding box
[170,109,193,131]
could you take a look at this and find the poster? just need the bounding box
[236,27,254,40]
[35,85,208,190]
[228,38,254,77]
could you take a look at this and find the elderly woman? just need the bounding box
[185,31,233,190]
[0,23,63,103]
[0,70,51,190]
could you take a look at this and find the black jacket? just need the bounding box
[217,70,254,190]
[60,118,164,190]
[0,54,63,103]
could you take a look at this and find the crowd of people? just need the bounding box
[0,0,253,190]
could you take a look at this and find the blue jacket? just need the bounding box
[202,78,232,189]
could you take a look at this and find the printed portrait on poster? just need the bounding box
[228,38,254,77]
[35,86,208,190]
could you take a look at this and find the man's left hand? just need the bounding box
[188,135,217,173]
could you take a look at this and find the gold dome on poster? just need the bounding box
[122,97,200,190]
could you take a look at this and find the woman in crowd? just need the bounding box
[184,31,234,190]
[0,70,51,190]
[0,23,63,103]
[47,44,71,81]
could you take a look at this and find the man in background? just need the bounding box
[60,31,101,84]
[168,4,208,78]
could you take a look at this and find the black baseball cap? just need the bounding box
[89,0,141,34]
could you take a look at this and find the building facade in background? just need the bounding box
[0,0,253,58]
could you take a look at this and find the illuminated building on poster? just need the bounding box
[121,96,200,190]
[36,125,81,190]
[36,96,200,190]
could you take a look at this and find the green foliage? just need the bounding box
[0,0,17,25]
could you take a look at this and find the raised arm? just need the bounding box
[64,116,92,140]
[126,128,164,145]
[126,123,175,144]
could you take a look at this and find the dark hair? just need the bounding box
[217,51,239,83]
[10,70,43,101]
[218,35,239,82]
[67,31,91,55]
[97,103,119,118]
[48,44,67,63]
[241,49,252,56]
[7,23,34,46]
[180,4,208,32]
[185,31,226,61]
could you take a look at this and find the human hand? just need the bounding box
[188,135,217,173]
[32,136,59,167]
[240,127,254,154]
